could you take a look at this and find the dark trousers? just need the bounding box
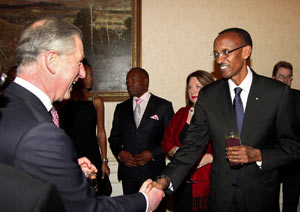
[122,177,166,212]
[281,161,300,212]
[228,187,247,212]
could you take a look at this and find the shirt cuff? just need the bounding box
[168,181,174,191]
[140,192,149,212]
[256,161,262,169]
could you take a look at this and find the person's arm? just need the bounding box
[161,108,180,158]
[108,104,137,167]
[93,96,110,178]
[16,123,149,212]
[152,92,209,192]
[227,86,300,169]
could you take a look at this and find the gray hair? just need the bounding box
[16,17,82,66]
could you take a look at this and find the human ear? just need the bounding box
[45,50,58,74]
[242,45,252,60]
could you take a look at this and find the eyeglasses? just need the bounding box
[210,45,247,59]
[276,74,293,81]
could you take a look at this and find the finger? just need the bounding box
[139,179,152,192]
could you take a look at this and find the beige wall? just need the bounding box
[106,0,300,159]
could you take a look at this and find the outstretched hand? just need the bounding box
[139,179,165,212]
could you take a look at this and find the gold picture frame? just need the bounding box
[93,0,141,101]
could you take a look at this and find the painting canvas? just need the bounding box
[0,0,140,101]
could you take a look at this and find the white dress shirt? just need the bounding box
[133,91,151,117]
[228,67,262,167]
[14,77,52,111]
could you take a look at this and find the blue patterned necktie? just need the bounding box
[234,87,244,135]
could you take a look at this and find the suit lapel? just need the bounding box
[241,72,264,144]
[216,80,237,133]
[7,83,52,123]
[125,98,137,128]
[138,94,156,128]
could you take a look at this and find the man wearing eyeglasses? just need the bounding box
[150,28,300,212]
[272,61,300,212]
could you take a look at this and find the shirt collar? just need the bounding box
[133,91,151,103]
[14,76,53,111]
[228,66,253,92]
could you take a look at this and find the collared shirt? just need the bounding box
[14,77,53,112]
[228,67,262,167]
[133,91,151,118]
[15,77,150,211]
[228,66,253,112]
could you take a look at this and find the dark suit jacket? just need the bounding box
[291,88,300,120]
[162,71,300,212]
[109,94,174,181]
[0,163,65,212]
[0,82,147,212]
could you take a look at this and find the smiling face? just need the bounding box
[188,77,203,105]
[213,32,251,85]
[55,35,85,101]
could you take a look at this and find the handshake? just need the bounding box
[79,156,169,212]
[139,176,170,212]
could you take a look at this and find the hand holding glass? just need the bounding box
[225,132,241,166]
[82,165,98,192]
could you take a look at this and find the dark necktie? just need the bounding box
[50,107,60,128]
[134,98,143,127]
[234,87,244,135]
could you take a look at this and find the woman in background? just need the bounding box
[161,70,215,211]
[63,59,111,196]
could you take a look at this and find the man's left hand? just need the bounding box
[226,145,262,164]
[134,150,153,166]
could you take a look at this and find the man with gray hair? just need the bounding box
[0,17,164,212]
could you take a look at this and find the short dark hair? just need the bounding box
[272,61,293,77]
[219,28,253,48]
[129,67,149,80]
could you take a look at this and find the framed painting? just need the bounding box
[0,0,141,101]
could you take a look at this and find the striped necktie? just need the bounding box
[50,107,60,127]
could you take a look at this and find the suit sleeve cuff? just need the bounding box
[256,161,262,169]
[140,192,149,212]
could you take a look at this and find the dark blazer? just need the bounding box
[291,88,300,119]
[0,82,147,212]
[109,94,174,181]
[162,71,300,212]
[0,163,65,212]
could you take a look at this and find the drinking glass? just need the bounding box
[225,132,241,167]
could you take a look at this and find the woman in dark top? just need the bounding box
[63,60,110,196]
[161,70,215,211]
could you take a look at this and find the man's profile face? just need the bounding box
[55,36,86,101]
[213,32,247,81]
[126,69,148,98]
[273,67,293,87]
